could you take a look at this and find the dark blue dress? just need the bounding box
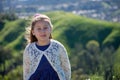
[29,43,60,80]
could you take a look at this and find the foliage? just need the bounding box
[113,47,120,80]
[0,46,13,78]
[90,75,104,80]
[4,66,23,80]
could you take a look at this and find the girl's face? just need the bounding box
[32,20,52,43]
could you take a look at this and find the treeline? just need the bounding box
[0,11,120,80]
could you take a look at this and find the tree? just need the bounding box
[86,40,101,74]
[0,46,12,78]
[113,47,120,80]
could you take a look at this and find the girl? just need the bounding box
[23,14,71,80]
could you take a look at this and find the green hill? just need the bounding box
[0,11,120,80]
[47,11,120,48]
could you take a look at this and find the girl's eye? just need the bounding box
[36,27,49,31]
[44,27,48,30]
[37,28,41,30]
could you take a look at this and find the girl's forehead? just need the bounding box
[33,20,50,28]
[35,20,49,25]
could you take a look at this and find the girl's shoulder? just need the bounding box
[24,42,35,50]
[51,39,65,48]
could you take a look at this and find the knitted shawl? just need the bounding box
[23,39,71,80]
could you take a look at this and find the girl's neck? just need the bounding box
[37,39,50,46]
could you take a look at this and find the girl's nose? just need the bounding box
[40,29,46,32]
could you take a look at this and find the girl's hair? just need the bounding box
[25,14,53,43]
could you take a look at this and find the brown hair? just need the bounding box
[25,14,53,43]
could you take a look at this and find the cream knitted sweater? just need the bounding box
[23,39,71,80]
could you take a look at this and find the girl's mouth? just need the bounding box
[40,34,46,37]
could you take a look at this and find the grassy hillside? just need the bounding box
[47,11,120,48]
[0,11,120,80]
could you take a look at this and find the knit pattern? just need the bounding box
[23,39,71,80]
